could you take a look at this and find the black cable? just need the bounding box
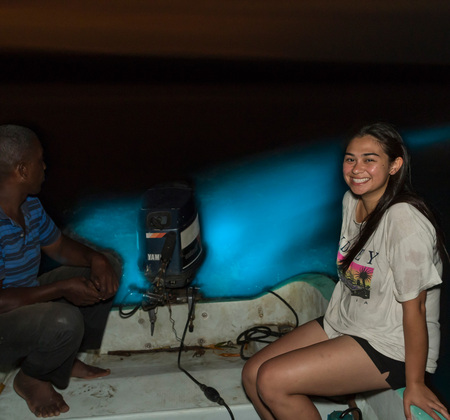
[340,406,363,419]
[268,290,299,328]
[120,232,175,319]
[177,292,235,420]
[236,326,282,360]
[118,303,141,318]
[237,290,299,360]
[118,291,142,318]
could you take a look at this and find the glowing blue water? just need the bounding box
[66,127,450,304]
[193,141,344,298]
[403,125,450,148]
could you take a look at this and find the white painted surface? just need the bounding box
[0,276,437,419]
[101,276,330,352]
[0,350,364,420]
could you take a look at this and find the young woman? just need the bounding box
[242,122,449,420]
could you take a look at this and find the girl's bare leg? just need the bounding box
[242,320,329,419]
[256,335,390,420]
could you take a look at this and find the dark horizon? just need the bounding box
[2,54,449,221]
[2,51,450,85]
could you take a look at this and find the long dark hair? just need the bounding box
[340,122,448,273]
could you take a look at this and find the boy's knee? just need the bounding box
[42,303,84,346]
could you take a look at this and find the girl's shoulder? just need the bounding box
[384,202,436,238]
[386,201,424,220]
[385,201,412,217]
[342,190,357,206]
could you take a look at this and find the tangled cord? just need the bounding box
[178,294,235,420]
[236,290,299,360]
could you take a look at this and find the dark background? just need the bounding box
[2,54,449,223]
[1,1,449,406]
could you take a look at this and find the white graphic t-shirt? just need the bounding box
[324,191,442,373]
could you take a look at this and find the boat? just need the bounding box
[0,274,442,419]
[1,132,449,419]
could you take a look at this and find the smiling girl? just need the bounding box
[242,122,449,420]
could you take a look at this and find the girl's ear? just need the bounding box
[389,157,403,175]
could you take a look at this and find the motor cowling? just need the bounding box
[138,184,205,289]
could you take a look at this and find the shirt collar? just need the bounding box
[0,197,32,222]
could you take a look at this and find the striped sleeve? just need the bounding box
[0,244,4,286]
[27,198,61,246]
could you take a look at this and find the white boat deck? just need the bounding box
[0,276,440,419]
[0,349,363,420]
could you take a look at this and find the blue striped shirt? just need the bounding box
[0,197,61,289]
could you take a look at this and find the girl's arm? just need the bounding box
[402,290,449,420]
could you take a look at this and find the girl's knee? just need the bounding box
[242,357,261,391]
[256,360,283,404]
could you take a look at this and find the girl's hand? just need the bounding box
[403,383,449,420]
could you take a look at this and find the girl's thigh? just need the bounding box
[244,319,329,369]
[258,334,390,397]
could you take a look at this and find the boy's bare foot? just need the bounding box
[13,369,69,417]
[71,358,110,379]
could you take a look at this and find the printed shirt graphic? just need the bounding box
[337,252,372,300]
[323,191,443,373]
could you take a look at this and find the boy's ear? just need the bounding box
[17,161,28,179]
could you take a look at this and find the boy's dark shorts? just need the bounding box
[316,316,406,390]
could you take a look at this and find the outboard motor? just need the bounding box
[135,183,205,334]
[138,183,204,288]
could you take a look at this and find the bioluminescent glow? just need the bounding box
[67,126,450,304]
[192,140,344,298]
[67,197,146,304]
[404,125,450,148]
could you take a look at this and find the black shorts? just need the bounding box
[316,316,406,390]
